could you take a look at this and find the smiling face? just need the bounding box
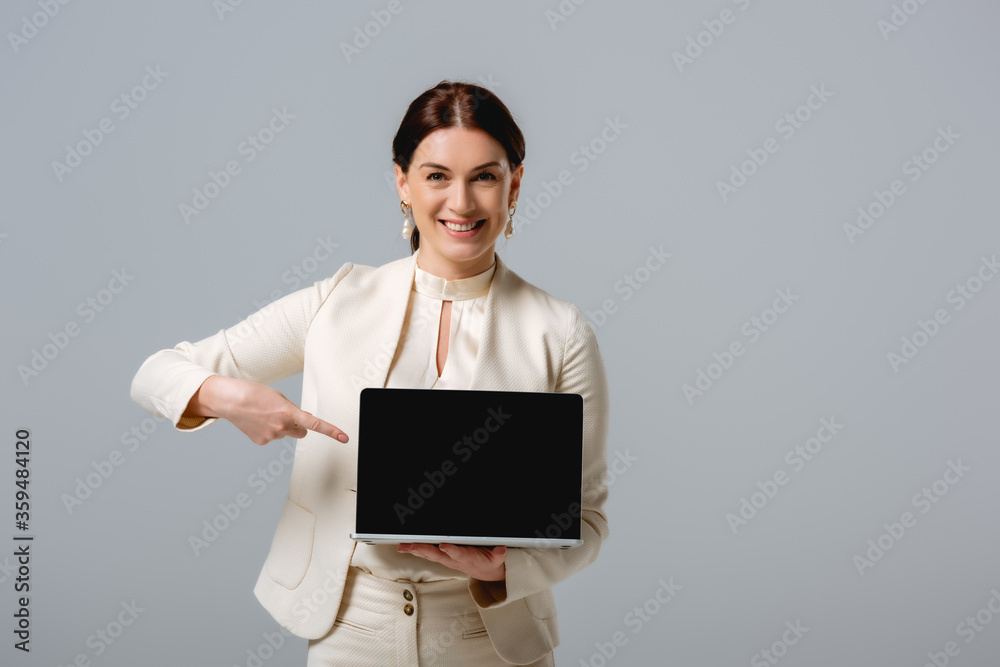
[396,127,523,280]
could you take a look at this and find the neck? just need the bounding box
[415,248,497,280]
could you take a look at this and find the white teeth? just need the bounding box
[443,221,479,231]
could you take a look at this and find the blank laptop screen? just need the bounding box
[355,388,583,542]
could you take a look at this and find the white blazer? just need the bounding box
[130,250,610,664]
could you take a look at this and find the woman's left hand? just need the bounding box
[397,543,507,581]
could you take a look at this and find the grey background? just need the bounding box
[2,0,999,665]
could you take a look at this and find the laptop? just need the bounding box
[350,387,584,549]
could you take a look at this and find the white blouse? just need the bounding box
[349,247,496,582]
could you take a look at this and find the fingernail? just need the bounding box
[338,434,348,443]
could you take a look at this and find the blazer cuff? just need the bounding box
[130,350,219,431]
[468,577,507,608]
[468,547,541,610]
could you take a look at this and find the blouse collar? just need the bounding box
[412,249,496,301]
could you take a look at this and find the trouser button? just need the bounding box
[404,603,414,616]
[403,590,413,601]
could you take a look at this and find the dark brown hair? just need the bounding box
[392,80,525,253]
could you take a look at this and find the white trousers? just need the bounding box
[306,567,555,666]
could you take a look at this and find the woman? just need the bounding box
[130,80,610,666]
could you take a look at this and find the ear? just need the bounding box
[508,163,524,206]
[395,163,409,202]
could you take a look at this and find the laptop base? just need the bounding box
[350,533,581,549]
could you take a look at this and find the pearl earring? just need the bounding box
[504,201,517,239]
[400,200,413,240]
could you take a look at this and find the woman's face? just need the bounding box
[396,127,522,279]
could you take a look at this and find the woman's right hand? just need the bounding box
[184,375,349,446]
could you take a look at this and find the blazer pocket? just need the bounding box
[524,590,558,620]
[264,498,316,590]
[462,626,488,640]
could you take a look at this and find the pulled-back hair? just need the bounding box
[393,81,525,253]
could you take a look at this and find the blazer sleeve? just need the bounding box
[129,263,354,430]
[468,303,611,608]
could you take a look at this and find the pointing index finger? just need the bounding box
[299,410,348,443]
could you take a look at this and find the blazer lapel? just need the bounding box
[350,251,417,392]
[471,254,557,394]
[470,252,522,392]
